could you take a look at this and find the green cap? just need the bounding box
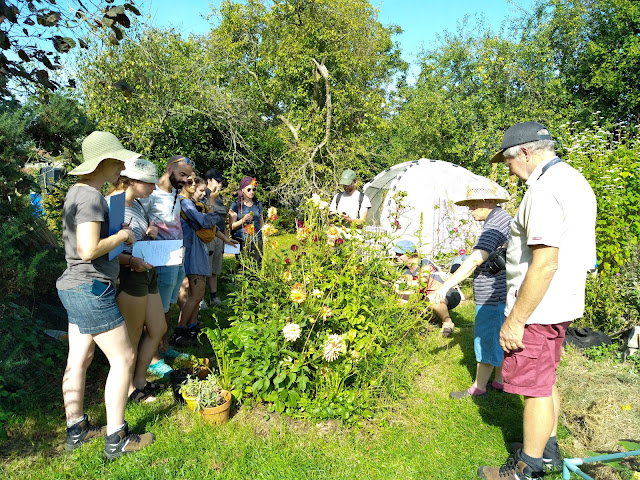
[69,131,141,176]
[339,169,357,185]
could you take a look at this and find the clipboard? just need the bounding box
[107,192,125,260]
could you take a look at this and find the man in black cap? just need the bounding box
[203,168,231,306]
[477,122,596,480]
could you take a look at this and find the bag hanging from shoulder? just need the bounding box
[181,201,217,243]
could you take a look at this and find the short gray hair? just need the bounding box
[503,138,555,159]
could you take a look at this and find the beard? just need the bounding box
[169,171,184,190]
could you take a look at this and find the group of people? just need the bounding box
[55,121,596,478]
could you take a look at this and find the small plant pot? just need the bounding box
[169,369,190,403]
[182,391,198,411]
[200,390,232,425]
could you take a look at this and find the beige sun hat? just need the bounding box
[455,180,510,206]
[69,131,141,176]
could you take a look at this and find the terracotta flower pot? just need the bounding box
[200,390,232,425]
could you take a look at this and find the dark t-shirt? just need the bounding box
[230,201,263,241]
[472,207,512,305]
[56,184,120,289]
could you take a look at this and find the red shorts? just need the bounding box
[503,321,571,397]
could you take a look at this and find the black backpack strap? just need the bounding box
[335,191,344,211]
[358,191,364,216]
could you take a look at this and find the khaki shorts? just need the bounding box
[208,236,224,275]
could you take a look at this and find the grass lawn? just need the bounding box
[2,236,637,479]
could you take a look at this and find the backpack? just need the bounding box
[335,191,364,217]
[181,200,217,243]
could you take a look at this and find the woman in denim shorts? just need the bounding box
[107,158,167,403]
[56,131,154,458]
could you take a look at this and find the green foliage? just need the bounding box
[208,198,423,420]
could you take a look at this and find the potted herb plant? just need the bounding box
[179,375,200,411]
[195,375,232,425]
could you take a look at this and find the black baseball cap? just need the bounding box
[491,122,553,163]
[205,168,225,183]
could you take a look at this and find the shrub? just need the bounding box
[205,197,427,420]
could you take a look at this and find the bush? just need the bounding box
[206,196,426,421]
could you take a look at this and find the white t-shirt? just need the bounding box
[329,190,372,220]
[505,158,597,325]
[137,185,183,240]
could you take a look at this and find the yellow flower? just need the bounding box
[282,323,301,342]
[327,225,338,236]
[297,226,309,242]
[290,283,307,304]
[321,306,332,320]
[263,223,278,236]
[323,334,346,362]
[271,240,279,249]
[283,270,292,282]
[622,404,631,411]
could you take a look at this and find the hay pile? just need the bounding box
[557,347,640,453]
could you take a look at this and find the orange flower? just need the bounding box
[250,178,257,187]
[267,206,278,221]
[245,223,255,235]
[290,283,307,304]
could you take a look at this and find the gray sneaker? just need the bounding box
[65,414,106,452]
[104,422,155,460]
[211,296,222,305]
[508,442,563,472]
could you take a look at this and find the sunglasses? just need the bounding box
[245,187,256,192]
[185,178,194,185]
[168,157,195,168]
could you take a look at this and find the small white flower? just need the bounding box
[282,323,301,342]
[323,333,346,362]
[312,289,322,298]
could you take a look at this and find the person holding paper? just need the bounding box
[56,131,155,459]
[107,158,168,403]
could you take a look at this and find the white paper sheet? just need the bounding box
[132,240,184,266]
[224,243,241,254]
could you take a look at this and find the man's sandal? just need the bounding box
[128,388,156,404]
[441,321,455,338]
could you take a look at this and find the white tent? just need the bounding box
[363,159,491,256]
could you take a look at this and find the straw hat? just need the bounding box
[69,131,141,176]
[121,158,159,184]
[455,181,509,207]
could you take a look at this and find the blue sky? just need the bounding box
[141,0,534,78]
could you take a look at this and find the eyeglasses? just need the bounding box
[168,156,195,168]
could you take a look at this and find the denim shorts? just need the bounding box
[58,282,124,335]
[156,264,185,312]
[474,303,505,367]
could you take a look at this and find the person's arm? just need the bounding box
[499,244,559,352]
[229,205,252,231]
[117,252,152,272]
[430,249,489,304]
[181,198,219,229]
[76,222,133,261]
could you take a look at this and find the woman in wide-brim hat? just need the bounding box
[56,131,154,458]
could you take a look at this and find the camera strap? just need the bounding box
[540,157,562,177]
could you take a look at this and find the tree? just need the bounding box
[0,0,140,98]
[209,0,406,202]
[78,26,257,177]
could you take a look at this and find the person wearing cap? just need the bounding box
[136,155,194,374]
[56,131,155,458]
[106,158,167,403]
[393,240,462,337]
[476,123,596,480]
[430,180,513,400]
[204,168,231,306]
[329,169,371,228]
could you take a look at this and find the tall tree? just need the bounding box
[209,0,406,201]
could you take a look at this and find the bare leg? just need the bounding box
[208,274,218,296]
[178,275,205,328]
[133,293,167,389]
[522,395,555,458]
[494,365,504,383]
[177,276,189,309]
[63,324,96,421]
[92,323,135,430]
[430,301,452,326]
[473,362,495,390]
[116,292,148,393]
[550,384,560,437]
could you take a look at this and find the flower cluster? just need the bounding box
[323,334,346,362]
[282,322,301,342]
[263,223,278,236]
[326,225,343,245]
[297,225,310,242]
[309,193,329,210]
[290,283,307,304]
[267,206,278,221]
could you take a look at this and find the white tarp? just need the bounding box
[363,159,487,256]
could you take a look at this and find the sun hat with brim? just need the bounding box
[455,181,510,207]
[69,131,141,176]
[490,121,553,163]
[339,169,357,185]
[393,239,417,255]
[121,158,159,184]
